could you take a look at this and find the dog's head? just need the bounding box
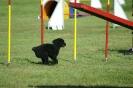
[52,38,66,47]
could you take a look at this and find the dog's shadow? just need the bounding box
[25,59,56,66]
[0,63,5,65]
[99,49,131,55]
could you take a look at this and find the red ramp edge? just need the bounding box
[69,3,133,30]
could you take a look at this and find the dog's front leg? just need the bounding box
[52,56,58,64]
[53,59,58,64]
[53,58,58,64]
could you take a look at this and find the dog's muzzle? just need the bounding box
[62,43,66,47]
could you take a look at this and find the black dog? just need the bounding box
[32,38,66,65]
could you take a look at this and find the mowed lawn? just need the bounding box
[0,0,133,88]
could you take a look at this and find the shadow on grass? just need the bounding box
[107,49,127,54]
[98,49,129,55]
[25,59,42,65]
[25,59,57,66]
[25,57,73,65]
[28,85,133,88]
[0,63,5,65]
[61,58,74,63]
[117,50,128,54]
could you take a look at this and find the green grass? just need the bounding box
[0,0,133,88]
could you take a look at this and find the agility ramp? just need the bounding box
[43,0,69,19]
[69,3,133,30]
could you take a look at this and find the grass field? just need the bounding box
[0,0,133,88]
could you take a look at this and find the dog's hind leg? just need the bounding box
[41,58,49,65]
[41,53,49,65]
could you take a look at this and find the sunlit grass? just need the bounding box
[0,0,133,88]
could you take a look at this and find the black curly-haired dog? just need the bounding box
[32,38,66,65]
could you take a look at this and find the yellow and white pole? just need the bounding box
[7,0,11,66]
[74,0,77,62]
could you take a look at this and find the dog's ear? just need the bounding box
[52,39,57,44]
[52,38,66,47]
[52,38,62,44]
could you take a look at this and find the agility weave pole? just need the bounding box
[7,0,11,66]
[74,0,77,62]
[40,0,44,44]
[105,0,110,61]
